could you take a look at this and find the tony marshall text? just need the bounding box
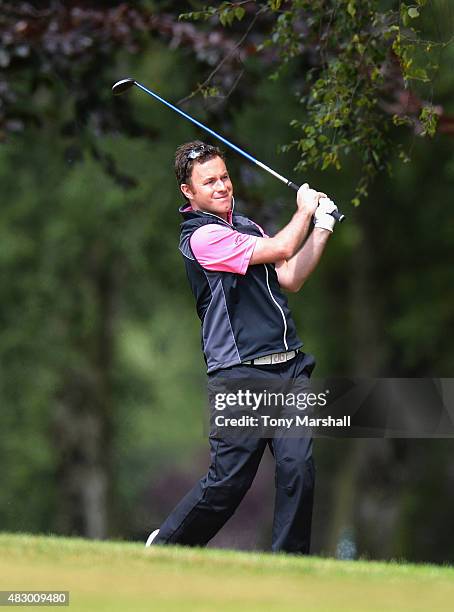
[214,415,351,428]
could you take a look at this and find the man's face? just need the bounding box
[181,156,233,220]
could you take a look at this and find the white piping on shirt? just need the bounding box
[264,264,288,351]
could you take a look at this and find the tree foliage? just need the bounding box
[0,1,240,185]
[180,0,452,203]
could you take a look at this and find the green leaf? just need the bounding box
[419,106,438,137]
[201,86,220,98]
[219,12,228,27]
[347,1,356,18]
[234,7,245,21]
[407,67,429,82]
[408,7,420,19]
[356,43,365,55]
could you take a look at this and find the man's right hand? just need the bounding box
[297,183,322,216]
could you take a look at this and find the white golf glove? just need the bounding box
[314,197,338,232]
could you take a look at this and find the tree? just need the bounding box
[180,0,453,203]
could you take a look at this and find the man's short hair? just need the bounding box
[175,141,225,187]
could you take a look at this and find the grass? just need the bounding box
[0,533,453,611]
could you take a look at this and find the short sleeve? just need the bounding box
[190,224,258,275]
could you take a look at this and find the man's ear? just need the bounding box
[180,183,193,201]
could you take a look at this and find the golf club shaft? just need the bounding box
[132,80,345,223]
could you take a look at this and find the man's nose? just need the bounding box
[214,178,226,191]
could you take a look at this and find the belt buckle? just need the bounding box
[272,352,286,364]
[244,350,296,366]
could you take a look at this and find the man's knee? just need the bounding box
[275,455,315,493]
[202,475,252,511]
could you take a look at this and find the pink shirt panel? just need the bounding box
[190,224,258,275]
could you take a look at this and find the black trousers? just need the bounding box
[155,351,316,554]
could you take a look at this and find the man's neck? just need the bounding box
[192,204,229,222]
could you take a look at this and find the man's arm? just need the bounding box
[275,228,331,293]
[275,197,338,292]
[249,184,322,265]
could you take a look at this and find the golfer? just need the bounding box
[146,141,338,553]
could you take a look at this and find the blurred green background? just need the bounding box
[0,1,453,564]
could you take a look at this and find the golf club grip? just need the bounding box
[288,181,345,223]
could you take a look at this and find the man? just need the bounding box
[146,140,338,553]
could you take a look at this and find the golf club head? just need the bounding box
[112,78,136,95]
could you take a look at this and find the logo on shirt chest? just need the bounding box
[234,234,248,245]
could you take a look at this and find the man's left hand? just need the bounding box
[314,197,338,232]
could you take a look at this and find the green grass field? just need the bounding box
[0,533,453,611]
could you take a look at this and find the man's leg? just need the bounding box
[154,435,267,546]
[269,436,315,554]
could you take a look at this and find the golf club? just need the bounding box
[112,78,345,223]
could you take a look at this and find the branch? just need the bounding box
[176,7,264,106]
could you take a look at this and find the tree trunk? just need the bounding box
[326,223,390,557]
[52,255,116,539]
